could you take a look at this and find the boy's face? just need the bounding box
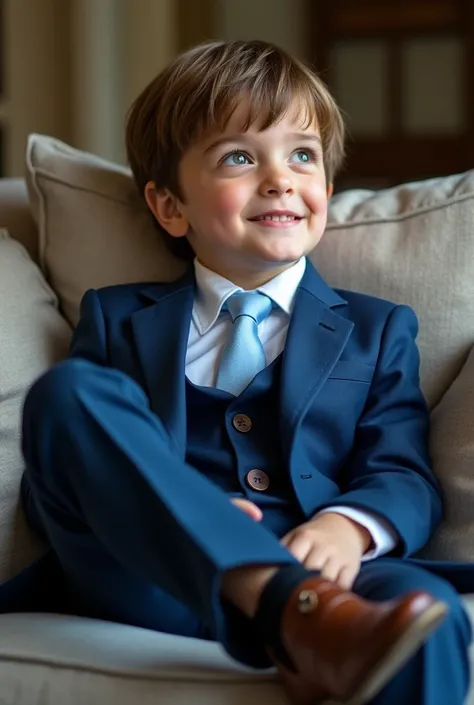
[147,102,333,287]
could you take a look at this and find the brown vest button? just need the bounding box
[246,469,270,491]
[232,414,252,433]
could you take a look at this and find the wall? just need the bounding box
[3,0,72,176]
[215,0,308,58]
[1,0,308,176]
[122,0,177,127]
[70,0,178,165]
[1,0,179,175]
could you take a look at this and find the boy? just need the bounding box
[18,40,472,705]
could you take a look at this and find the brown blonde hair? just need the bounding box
[126,39,345,260]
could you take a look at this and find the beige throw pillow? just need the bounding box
[313,173,474,409]
[0,230,71,579]
[26,134,187,327]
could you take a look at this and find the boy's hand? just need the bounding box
[230,497,263,522]
[229,501,371,590]
[280,512,372,590]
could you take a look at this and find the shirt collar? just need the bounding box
[192,257,307,335]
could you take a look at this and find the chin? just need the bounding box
[258,248,305,264]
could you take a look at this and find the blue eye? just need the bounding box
[222,151,250,166]
[290,150,314,164]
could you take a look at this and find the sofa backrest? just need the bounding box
[0,178,38,263]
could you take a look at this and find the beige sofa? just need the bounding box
[1,134,474,703]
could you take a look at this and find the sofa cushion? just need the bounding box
[418,344,474,561]
[25,134,187,328]
[1,606,474,705]
[0,613,285,705]
[26,134,474,410]
[0,230,71,579]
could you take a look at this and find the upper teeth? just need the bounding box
[255,215,298,221]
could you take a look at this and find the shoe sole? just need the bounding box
[320,600,448,705]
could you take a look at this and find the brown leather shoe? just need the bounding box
[267,576,448,705]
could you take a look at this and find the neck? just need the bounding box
[196,259,300,289]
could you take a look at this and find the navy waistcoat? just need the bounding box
[185,355,305,538]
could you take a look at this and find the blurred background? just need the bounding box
[1,0,473,190]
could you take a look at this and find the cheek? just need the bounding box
[305,180,329,215]
[209,183,249,218]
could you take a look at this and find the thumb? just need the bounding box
[230,498,263,522]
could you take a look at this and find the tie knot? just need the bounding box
[225,291,273,326]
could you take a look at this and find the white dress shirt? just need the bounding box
[185,257,398,560]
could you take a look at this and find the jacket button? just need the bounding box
[232,414,252,433]
[246,469,270,491]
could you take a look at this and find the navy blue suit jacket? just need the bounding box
[68,258,442,556]
[4,258,457,613]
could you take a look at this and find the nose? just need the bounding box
[259,165,294,197]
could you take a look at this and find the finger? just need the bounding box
[279,531,295,548]
[337,565,358,591]
[230,498,262,521]
[298,545,330,572]
[230,498,263,522]
[319,556,342,583]
[283,533,324,565]
[281,534,312,563]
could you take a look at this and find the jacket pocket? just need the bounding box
[329,360,374,383]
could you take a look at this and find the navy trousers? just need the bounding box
[20,359,472,704]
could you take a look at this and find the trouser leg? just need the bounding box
[22,359,296,666]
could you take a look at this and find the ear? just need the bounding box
[327,183,334,199]
[144,181,189,237]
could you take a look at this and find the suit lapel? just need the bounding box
[131,269,195,459]
[280,260,354,466]
[129,260,353,464]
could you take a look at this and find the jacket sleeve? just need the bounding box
[68,289,108,365]
[321,304,443,557]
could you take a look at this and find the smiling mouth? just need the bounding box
[249,214,303,222]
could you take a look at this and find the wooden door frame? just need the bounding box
[308,0,474,184]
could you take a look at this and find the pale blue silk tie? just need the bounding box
[216,291,273,396]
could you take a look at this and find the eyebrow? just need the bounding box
[204,132,322,154]
[289,133,322,144]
